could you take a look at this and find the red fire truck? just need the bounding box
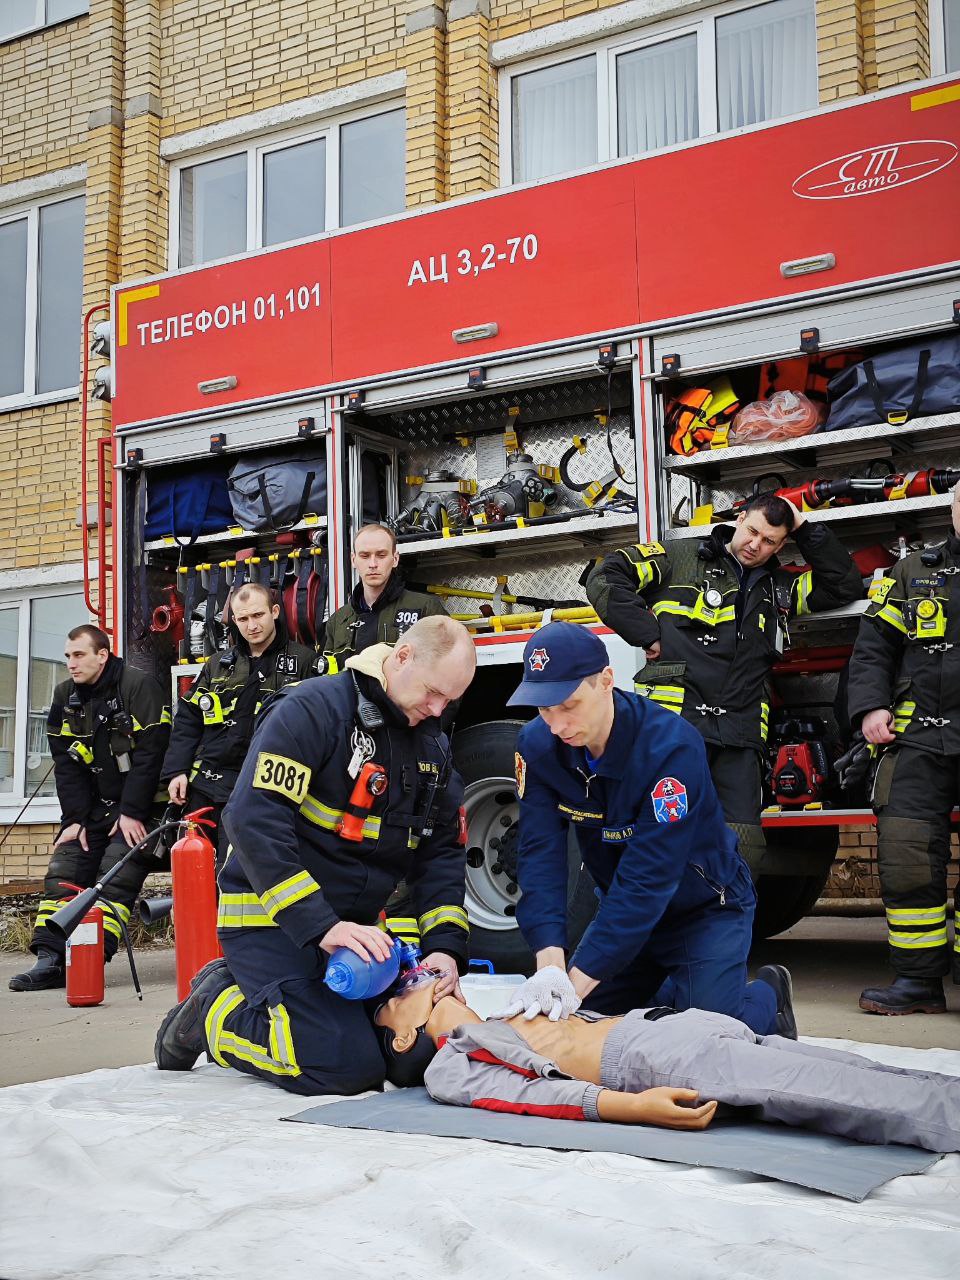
[91,73,960,969]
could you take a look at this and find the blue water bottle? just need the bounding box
[323,939,422,1000]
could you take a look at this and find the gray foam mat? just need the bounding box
[286,1087,940,1201]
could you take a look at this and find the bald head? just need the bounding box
[383,616,476,725]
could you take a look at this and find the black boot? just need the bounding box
[859,975,946,1015]
[755,963,798,1039]
[8,946,66,992]
[155,958,232,1071]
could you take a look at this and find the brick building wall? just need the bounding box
[0,0,949,894]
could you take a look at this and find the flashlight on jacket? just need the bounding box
[337,761,388,842]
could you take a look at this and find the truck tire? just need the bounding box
[752,827,839,939]
[454,720,596,976]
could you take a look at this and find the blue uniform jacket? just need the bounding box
[515,689,754,981]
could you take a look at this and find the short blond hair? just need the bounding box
[401,615,476,670]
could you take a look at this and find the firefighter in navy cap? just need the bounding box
[498,621,795,1037]
[154,615,477,1096]
[847,480,960,1016]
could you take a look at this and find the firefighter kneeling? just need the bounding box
[154,616,477,1096]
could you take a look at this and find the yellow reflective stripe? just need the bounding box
[635,684,684,714]
[260,870,322,921]
[760,701,770,742]
[132,710,172,730]
[888,928,948,949]
[418,904,469,936]
[633,560,659,589]
[384,915,418,931]
[886,904,947,924]
[266,1002,300,1075]
[217,893,276,928]
[651,599,736,625]
[205,985,246,1068]
[876,602,907,634]
[792,570,814,617]
[101,900,131,940]
[299,791,381,840]
[893,700,916,732]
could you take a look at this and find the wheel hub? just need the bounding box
[463,776,522,932]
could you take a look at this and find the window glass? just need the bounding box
[262,137,326,247]
[28,595,86,796]
[37,196,85,393]
[47,0,88,21]
[340,109,406,226]
[617,35,699,156]
[0,611,17,795]
[178,154,247,268]
[512,56,598,182]
[716,0,817,131]
[0,2,37,41]
[0,219,28,399]
[946,0,960,71]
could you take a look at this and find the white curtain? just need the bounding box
[716,0,817,132]
[617,35,699,157]
[512,56,598,182]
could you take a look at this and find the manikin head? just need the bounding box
[382,615,476,726]
[352,524,399,603]
[374,974,481,1086]
[231,582,280,656]
[507,621,616,755]
[727,495,795,570]
[64,624,111,685]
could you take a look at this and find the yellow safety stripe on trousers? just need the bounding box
[791,570,814,617]
[760,701,770,743]
[205,985,247,1067]
[418,904,469,936]
[886,904,948,925]
[101,900,131,941]
[635,683,684,714]
[888,927,948,949]
[260,870,322,921]
[651,599,736,626]
[893,700,916,734]
[299,791,381,841]
[875,602,908,634]
[205,985,301,1077]
[217,893,276,928]
[35,897,70,929]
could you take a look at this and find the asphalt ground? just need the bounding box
[1,916,958,1088]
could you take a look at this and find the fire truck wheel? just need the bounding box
[752,873,827,939]
[454,720,596,976]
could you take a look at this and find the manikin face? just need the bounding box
[375,975,479,1051]
[64,635,109,685]
[232,592,279,652]
[385,641,474,726]
[538,669,615,749]
[728,509,790,569]
[352,528,399,596]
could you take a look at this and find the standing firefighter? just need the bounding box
[586,496,861,875]
[9,625,170,992]
[160,581,318,871]
[848,481,960,1015]
[154,616,476,1096]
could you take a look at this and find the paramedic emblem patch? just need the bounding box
[529,647,550,671]
[515,752,526,798]
[651,776,688,823]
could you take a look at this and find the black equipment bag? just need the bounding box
[227,447,328,532]
[825,332,960,431]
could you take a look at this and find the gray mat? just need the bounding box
[287,1087,940,1202]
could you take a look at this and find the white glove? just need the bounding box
[495,965,581,1022]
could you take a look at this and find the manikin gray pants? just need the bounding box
[601,1008,960,1152]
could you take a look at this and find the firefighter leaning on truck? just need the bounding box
[154,615,477,1096]
[847,480,960,1016]
[10,624,170,992]
[586,494,862,875]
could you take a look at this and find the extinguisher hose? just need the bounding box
[100,900,143,1001]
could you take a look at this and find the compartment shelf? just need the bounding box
[396,508,638,559]
[664,491,954,539]
[143,514,327,552]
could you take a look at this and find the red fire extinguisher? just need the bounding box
[65,899,105,1008]
[171,808,222,1000]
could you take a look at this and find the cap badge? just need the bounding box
[529,647,550,671]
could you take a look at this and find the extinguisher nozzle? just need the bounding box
[139,895,174,925]
[46,887,100,941]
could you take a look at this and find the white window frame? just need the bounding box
[0,188,84,413]
[930,0,955,74]
[0,0,88,44]
[0,567,89,827]
[168,101,405,270]
[499,0,818,185]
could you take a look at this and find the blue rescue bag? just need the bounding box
[144,464,233,544]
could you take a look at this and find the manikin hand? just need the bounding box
[631,1087,718,1130]
[422,951,465,1004]
[495,965,581,1022]
[862,708,896,745]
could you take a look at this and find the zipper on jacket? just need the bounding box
[692,864,726,905]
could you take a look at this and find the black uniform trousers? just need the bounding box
[873,746,960,982]
[32,807,160,960]
[196,927,386,1097]
[705,744,767,880]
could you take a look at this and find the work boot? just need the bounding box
[155,958,232,1071]
[859,975,946,1015]
[8,947,66,992]
[755,963,798,1040]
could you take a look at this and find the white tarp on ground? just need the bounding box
[1,1039,958,1280]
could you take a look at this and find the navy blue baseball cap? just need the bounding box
[507,621,610,707]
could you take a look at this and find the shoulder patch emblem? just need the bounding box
[515,751,526,798]
[651,776,688,824]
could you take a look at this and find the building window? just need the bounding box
[0,589,88,807]
[0,1,87,42]
[932,0,960,71]
[173,106,405,268]
[506,0,818,183]
[0,193,85,405]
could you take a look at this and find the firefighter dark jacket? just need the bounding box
[514,690,754,981]
[161,630,318,803]
[586,521,862,749]
[317,570,447,673]
[218,644,469,967]
[847,532,960,756]
[47,655,171,827]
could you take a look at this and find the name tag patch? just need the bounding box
[602,825,635,842]
[253,752,311,804]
